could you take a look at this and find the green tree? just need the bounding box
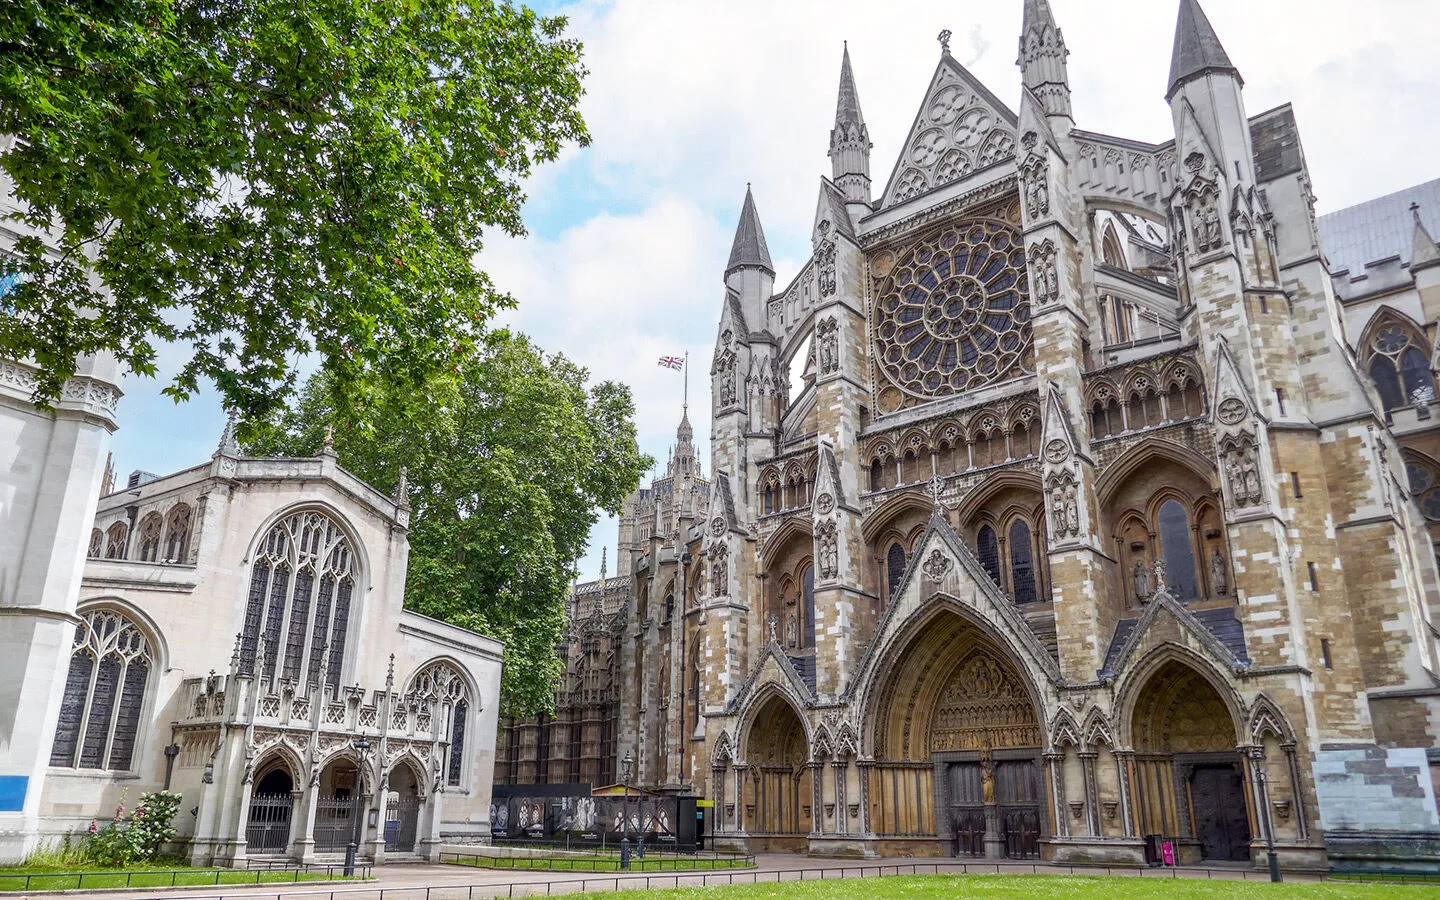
[248,330,651,715]
[0,0,587,419]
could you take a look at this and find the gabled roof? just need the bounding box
[1318,178,1440,274]
[877,51,1018,211]
[1167,0,1241,98]
[726,185,773,275]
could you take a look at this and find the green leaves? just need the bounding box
[0,0,588,420]
[248,330,652,716]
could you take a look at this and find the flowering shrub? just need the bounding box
[86,790,182,866]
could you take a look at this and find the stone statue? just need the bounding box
[785,612,797,649]
[1242,455,1262,504]
[980,753,996,806]
[1063,488,1081,537]
[1133,559,1152,601]
[1153,557,1169,595]
[1210,547,1228,595]
[767,613,779,643]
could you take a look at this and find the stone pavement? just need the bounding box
[52,854,1324,900]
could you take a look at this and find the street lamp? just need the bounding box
[1248,746,1282,883]
[344,737,372,878]
[620,750,634,870]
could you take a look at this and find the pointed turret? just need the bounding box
[1017,0,1071,123]
[1167,0,1241,99]
[1412,203,1440,272]
[725,185,773,277]
[829,43,872,206]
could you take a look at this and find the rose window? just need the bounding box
[873,220,1031,399]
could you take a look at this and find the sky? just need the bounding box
[109,0,1440,584]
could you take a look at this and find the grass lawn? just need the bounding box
[447,853,754,873]
[0,864,352,892]
[588,873,1439,900]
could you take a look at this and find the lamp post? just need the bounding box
[162,743,181,790]
[620,750,633,870]
[1248,746,1282,883]
[344,737,371,878]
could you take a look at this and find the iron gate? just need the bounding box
[385,796,419,852]
[245,792,293,853]
[314,795,356,852]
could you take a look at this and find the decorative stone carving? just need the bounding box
[1046,471,1081,540]
[1023,153,1049,220]
[1210,547,1228,595]
[921,548,952,580]
[1044,439,1070,464]
[1031,239,1059,303]
[815,492,835,516]
[817,519,839,580]
[767,613,779,643]
[928,472,946,507]
[711,516,726,537]
[784,612,797,649]
[709,542,729,596]
[817,316,839,375]
[817,241,837,298]
[1152,557,1168,596]
[1224,438,1264,507]
[1192,188,1224,254]
[717,352,737,407]
[1133,559,1152,602]
[1216,397,1247,425]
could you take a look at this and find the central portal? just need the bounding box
[870,609,1045,857]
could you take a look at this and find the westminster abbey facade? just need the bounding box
[497,0,1440,871]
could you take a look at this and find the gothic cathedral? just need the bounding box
[498,0,1440,871]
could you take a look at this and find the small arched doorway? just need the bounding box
[313,757,363,853]
[740,692,811,851]
[1129,658,1252,863]
[246,765,295,854]
[384,761,422,853]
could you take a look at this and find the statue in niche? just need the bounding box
[1242,453,1262,504]
[980,750,996,805]
[719,358,736,406]
[785,612,797,649]
[710,544,728,595]
[1025,164,1049,219]
[1133,559,1152,601]
[818,520,839,580]
[1195,192,1223,253]
[1063,488,1081,537]
[1210,547,1228,595]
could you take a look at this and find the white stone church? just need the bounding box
[0,138,503,865]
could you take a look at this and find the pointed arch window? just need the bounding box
[976,525,1001,587]
[802,565,816,649]
[239,511,356,686]
[88,529,103,559]
[1369,323,1434,410]
[136,513,163,562]
[164,504,192,562]
[886,543,907,602]
[410,661,472,787]
[1009,520,1037,604]
[104,522,128,559]
[1157,499,1198,600]
[51,609,154,771]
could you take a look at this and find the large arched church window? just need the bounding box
[410,661,471,787]
[51,608,154,771]
[88,528,103,559]
[239,510,356,686]
[1157,499,1198,600]
[1008,520,1037,604]
[1368,323,1435,410]
[802,566,816,649]
[886,543,907,602]
[871,220,1032,408]
[976,525,1002,587]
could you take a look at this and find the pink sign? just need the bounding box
[1161,842,1176,866]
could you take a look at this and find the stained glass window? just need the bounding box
[1009,520,1036,604]
[1158,499,1198,600]
[886,543,907,601]
[1368,323,1435,411]
[240,511,356,686]
[410,661,471,787]
[50,609,153,771]
[977,525,1001,587]
[873,220,1031,399]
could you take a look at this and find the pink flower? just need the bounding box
[88,821,98,834]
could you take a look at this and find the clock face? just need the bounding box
[872,219,1033,401]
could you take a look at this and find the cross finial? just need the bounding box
[928,472,946,508]
[322,424,335,451]
[1413,202,1424,225]
[938,29,952,54]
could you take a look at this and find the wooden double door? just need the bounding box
[1188,764,1251,861]
[947,758,1041,859]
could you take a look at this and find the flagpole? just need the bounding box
[683,352,689,416]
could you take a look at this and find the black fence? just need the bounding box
[93,859,1430,900]
[0,863,371,892]
[438,847,754,873]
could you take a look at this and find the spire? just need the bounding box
[829,43,872,205]
[215,408,239,457]
[1017,0,1071,121]
[1167,0,1241,98]
[726,185,774,275]
[599,546,608,582]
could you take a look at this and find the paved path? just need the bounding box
[50,855,1323,900]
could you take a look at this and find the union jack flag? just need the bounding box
[658,355,684,370]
